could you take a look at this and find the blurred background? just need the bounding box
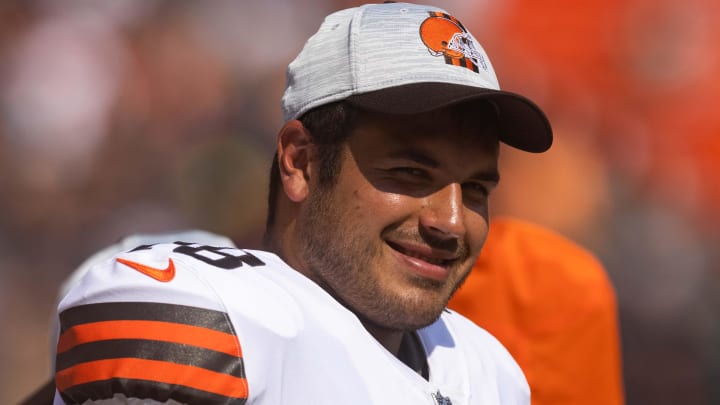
[1,0,718,403]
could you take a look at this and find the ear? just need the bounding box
[277,120,312,203]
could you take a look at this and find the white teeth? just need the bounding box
[387,241,453,265]
[404,251,446,265]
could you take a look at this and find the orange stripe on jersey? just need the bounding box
[56,358,249,400]
[57,319,242,357]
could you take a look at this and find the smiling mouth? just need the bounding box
[386,241,456,267]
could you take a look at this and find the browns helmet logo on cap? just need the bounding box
[419,11,488,74]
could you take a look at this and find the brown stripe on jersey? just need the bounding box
[56,358,248,397]
[61,379,247,405]
[55,302,248,404]
[59,302,234,334]
[56,339,246,378]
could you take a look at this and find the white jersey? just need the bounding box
[53,241,529,405]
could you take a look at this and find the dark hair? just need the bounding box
[263,101,359,246]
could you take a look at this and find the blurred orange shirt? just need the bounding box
[449,217,624,405]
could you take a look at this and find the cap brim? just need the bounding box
[346,82,553,153]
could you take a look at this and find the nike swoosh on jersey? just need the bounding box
[55,302,248,405]
[117,257,176,282]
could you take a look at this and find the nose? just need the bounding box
[419,183,466,239]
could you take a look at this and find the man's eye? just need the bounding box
[463,182,490,197]
[393,167,427,177]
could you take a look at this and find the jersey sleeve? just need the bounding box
[52,242,269,405]
[49,230,237,375]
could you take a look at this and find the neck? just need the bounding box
[363,321,428,379]
[361,321,405,355]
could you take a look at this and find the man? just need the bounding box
[52,3,552,404]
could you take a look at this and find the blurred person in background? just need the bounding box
[450,219,624,405]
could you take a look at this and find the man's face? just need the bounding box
[295,105,500,331]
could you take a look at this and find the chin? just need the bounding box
[385,309,444,332]
[374,286,452,331]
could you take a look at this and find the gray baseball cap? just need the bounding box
[282,2,552,153]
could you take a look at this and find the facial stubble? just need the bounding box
[297,184,474,332]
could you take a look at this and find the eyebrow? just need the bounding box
[472,170,501,184]
[387,149,501,183]
[387,150,440,168]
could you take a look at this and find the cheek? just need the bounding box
[465,211,491,254]
[366,193,421,230]
[377,193,406,209]
[335,164,422,229]
[351,184,414,215]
